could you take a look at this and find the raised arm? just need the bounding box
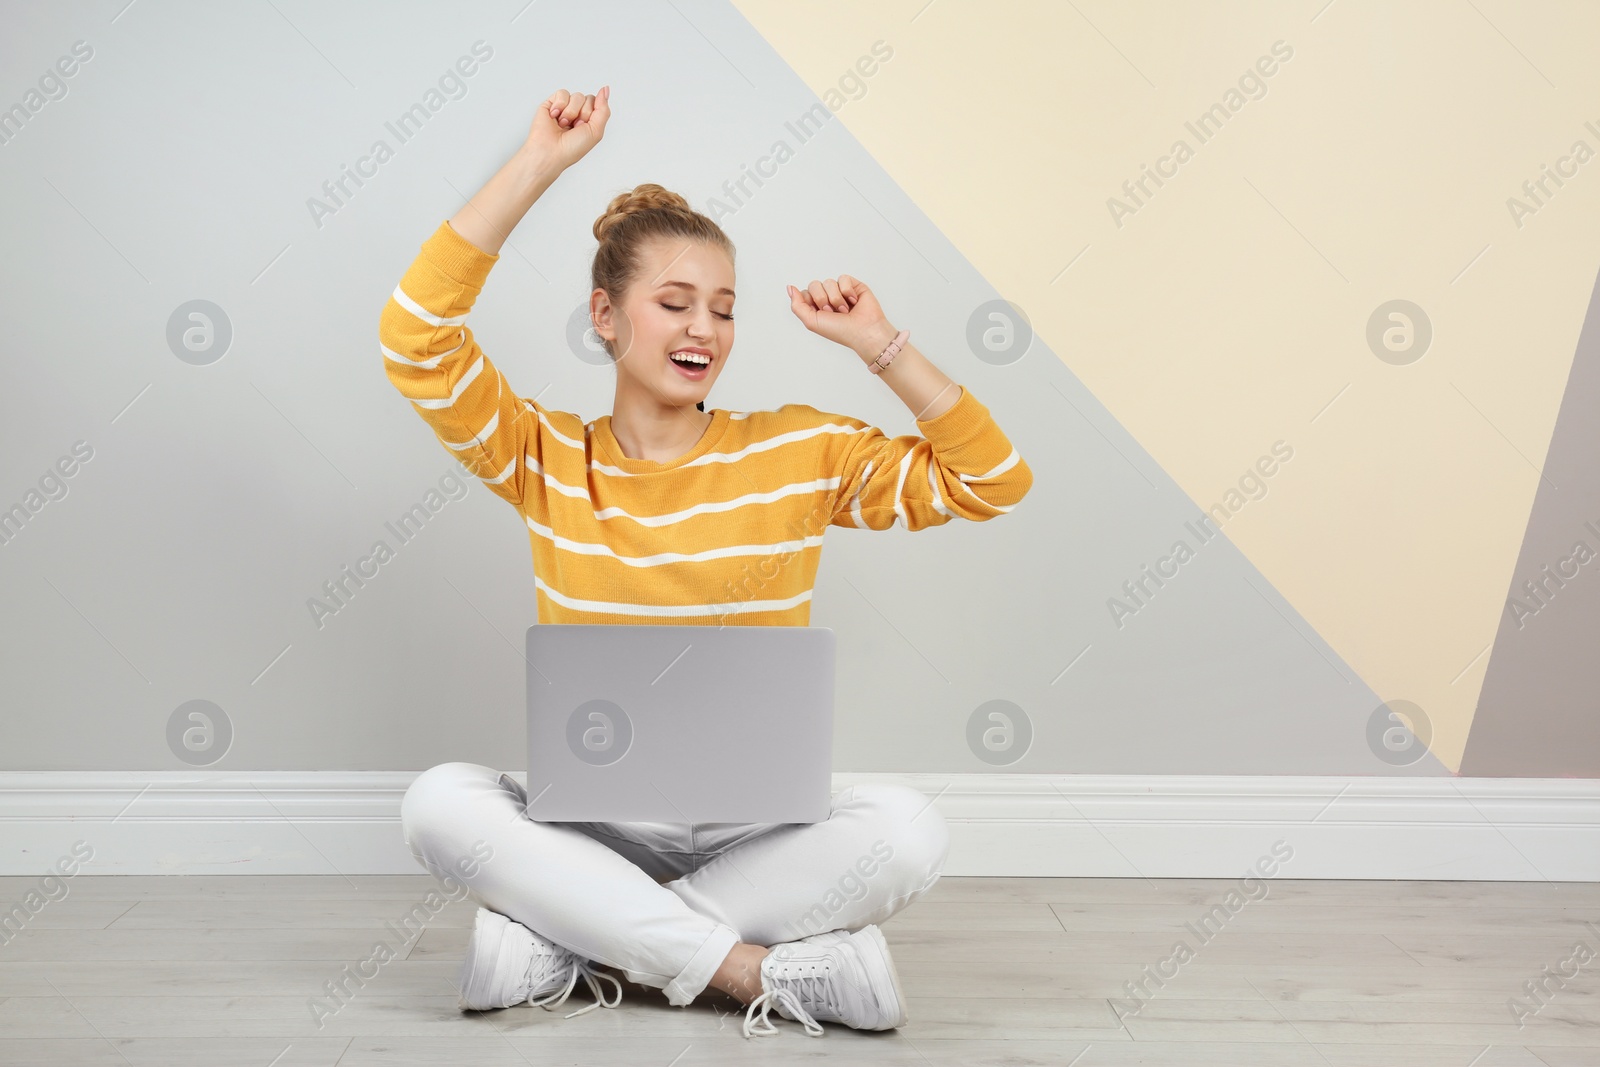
[377,87,611,508]
[451,85,610,251]
[826,384,1033,531]
[785,272,1033,531]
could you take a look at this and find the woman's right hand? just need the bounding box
[526,87,610,173]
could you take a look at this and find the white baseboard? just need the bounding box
[2,771,1597,880]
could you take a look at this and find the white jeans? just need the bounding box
[399,762,950,1006]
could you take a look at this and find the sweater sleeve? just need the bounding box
[827,384,1033,532]
[378,219,537,510]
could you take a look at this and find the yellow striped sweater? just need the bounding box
[379,220,1034,625]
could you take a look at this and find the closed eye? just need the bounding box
[661,303,734,321]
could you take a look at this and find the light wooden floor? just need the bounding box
[0,875,1596,1065]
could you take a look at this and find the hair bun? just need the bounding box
[593,182,692,243]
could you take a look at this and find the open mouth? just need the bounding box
[669,352,712,378]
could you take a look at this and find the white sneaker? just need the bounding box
[742,924,909,1038]
[457,907,622,1017]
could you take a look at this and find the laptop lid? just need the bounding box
[525,624,835,824]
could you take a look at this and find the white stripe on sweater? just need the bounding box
[927,457,952,518]
[590,420,862,477]
[591,478,838,527]
[524,456,591,501]
[535,576,811,617]
[525,516,825,566]
[959,448,1019,483]
[475,450,518,486]
[407,352,484,410]
[846,458,874,529]
[380,332,463,371]
[525,402,586,450]
[957,481,1015,513]
[892,452,913,529]
[391,284,467,327]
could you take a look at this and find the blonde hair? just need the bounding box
[591,182,735,382]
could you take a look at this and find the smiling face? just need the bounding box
[592,236,735,410]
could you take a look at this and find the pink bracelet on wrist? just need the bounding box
[868,328,909,374]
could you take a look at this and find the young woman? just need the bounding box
[383,86,1033,1039]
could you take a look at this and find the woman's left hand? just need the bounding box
[787,276,895,358]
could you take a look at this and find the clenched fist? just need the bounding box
[525,86,611,173]
[787,275,898,362]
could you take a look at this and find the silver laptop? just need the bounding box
[524,624,835,824]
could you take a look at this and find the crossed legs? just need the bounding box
[399,762,949,1007]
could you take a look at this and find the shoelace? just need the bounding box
[529,955,624,1019]
[742,964,833,1038]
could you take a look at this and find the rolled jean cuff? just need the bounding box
[662,921,741,1007]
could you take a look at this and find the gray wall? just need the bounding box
[1,1,1443,776]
